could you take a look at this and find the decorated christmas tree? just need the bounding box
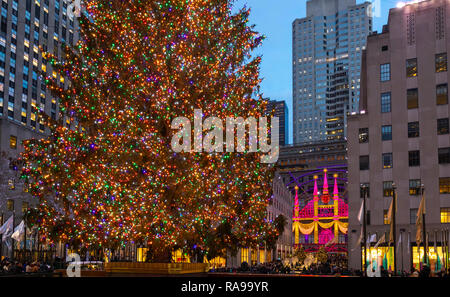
[20,0,278,261]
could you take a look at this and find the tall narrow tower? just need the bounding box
[292,0,372,144]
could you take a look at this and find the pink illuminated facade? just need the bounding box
[293,169,348,253]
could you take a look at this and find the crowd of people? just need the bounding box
[0,258,53,275]
[210,261,292,274]
[210,255,450,277]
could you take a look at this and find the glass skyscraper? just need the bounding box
[292,0,372,144]
[0,0,79,221]
[0,0,79,149]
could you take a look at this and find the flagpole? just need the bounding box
[447,229,449,272]
[421,185,427,266]
[0,212,3,260]
[442,229,445,272]
[11,208,15,261]
[362,184,368,277]
[445,229,450,269]
[444,229,447,272]
[443,229,446,272]
[23,213,27,263]
[400,229,405,274]
[392,183,397,275]
[434,230,437,272]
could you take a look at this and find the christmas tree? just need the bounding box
[20,0,278,260]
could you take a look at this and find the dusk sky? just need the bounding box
[232,0,401,144]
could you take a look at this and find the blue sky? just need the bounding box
[232,0,401,144]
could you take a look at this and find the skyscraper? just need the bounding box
[292,0,372,144]
[347,0,449,273]
[0,0,79,218]
[266,100,289,146]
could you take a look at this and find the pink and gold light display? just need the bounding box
[293,169,348,248]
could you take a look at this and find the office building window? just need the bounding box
[408,122,419,138]
[8,179,15,190]
[22,202,29,213]
[360,155,369,171]
[359,128,369,143]
[383,210,389,225]
[409,150,420,167]
[410,209,418,224]
[360,183,370,198]
[441,208,450,223]
[381,92,391,113]
[409,179,421,196]
[407,88,419,109]
[383,181,394,197]
[437,118,449,135]
[440,177,450,194]
[10,135,17,149]
[381,125,392,141]
[406,58,418,77]
[438,147,450,164]
[382,153,393,169]
[437,84,448,105]
[240,248,249,264]
[380,63,390,81]
[7,199,14,211]
[436,53,447,73]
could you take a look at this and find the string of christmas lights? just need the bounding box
[20,0,279,259]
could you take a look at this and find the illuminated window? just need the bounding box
[383,210,389,225]
[441,207,450,223]
[7,199,14,211]
[436,53,447,73]
[136,248,148,262]
[436,84,448,105]
[22,202,29,213]
[383,181,393,197]
[409,179,421,196]
[441,208,450,223]
[439,177,450,194]
[171,249,189,263]
[382,153,393,169]
[9,135,17,149]
[259,250,266,264]
[240,248,249,264]
[359,128,369,143]
[407,88,419,109]
[406,58,417,77]
[8,179,15,190]
[412,246,444,273]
